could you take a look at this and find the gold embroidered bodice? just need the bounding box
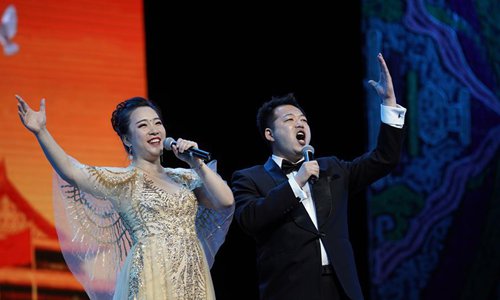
[118,170,210,299]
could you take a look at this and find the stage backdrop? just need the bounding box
[363,0,500,299]
[0,0,146,296]
[0,0,146,223]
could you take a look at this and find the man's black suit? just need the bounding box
[231,123,405,300]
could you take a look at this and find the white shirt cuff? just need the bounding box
[381,104,406,128]
[288,177,307,202]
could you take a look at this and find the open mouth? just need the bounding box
[296,131,306,143]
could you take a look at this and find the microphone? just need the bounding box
[164,137,211,161]
[302,145,317,184]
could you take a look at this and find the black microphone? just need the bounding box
[302,145,317,184]
[164,137,211,161]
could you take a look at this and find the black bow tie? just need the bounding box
[281,160,304,174]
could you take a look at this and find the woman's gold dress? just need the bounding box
[53,161,233,300]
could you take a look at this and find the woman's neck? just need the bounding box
[132,159,164,175]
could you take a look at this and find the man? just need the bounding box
[230,53,406,300]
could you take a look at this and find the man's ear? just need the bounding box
[264,128,274,142]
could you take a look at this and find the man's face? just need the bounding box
[266,104,311,161]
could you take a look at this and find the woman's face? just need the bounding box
[126,106,166,161]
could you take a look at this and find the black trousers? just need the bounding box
[320,265,349,300]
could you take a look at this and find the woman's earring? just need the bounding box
[128,146,133,160]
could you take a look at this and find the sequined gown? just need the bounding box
[53,163,233,300]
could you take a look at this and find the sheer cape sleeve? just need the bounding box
[166,160,234,268]
[52,158,136,300]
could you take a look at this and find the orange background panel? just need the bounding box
[0,0,146,224]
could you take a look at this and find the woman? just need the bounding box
[16,95,234,300]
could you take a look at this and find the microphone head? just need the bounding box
[163,137,175,151]
[302,144,314,156]
[302,144,315,162]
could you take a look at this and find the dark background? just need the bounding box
[143,2,367,299]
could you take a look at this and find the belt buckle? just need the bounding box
[322,264,333,275]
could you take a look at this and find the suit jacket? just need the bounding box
[231,123,405,300]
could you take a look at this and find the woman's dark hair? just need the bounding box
[256,93,306,140]
[111,96,163,152]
